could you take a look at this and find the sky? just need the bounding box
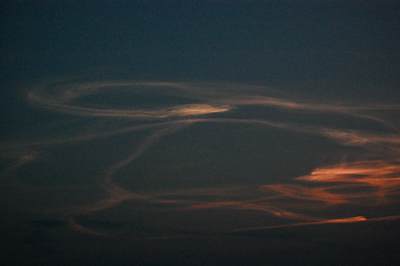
[1,1,400,265]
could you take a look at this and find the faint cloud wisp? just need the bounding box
[1,80,400,237]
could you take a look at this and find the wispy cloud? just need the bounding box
[2,80,400,238]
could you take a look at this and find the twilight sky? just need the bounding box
[1,1,400,265]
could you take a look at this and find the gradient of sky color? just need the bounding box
[1,1,400,265]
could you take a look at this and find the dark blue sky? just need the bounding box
[2,0,399,98]
[1,1,400,265]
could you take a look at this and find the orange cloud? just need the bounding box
[3,80,400,238]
